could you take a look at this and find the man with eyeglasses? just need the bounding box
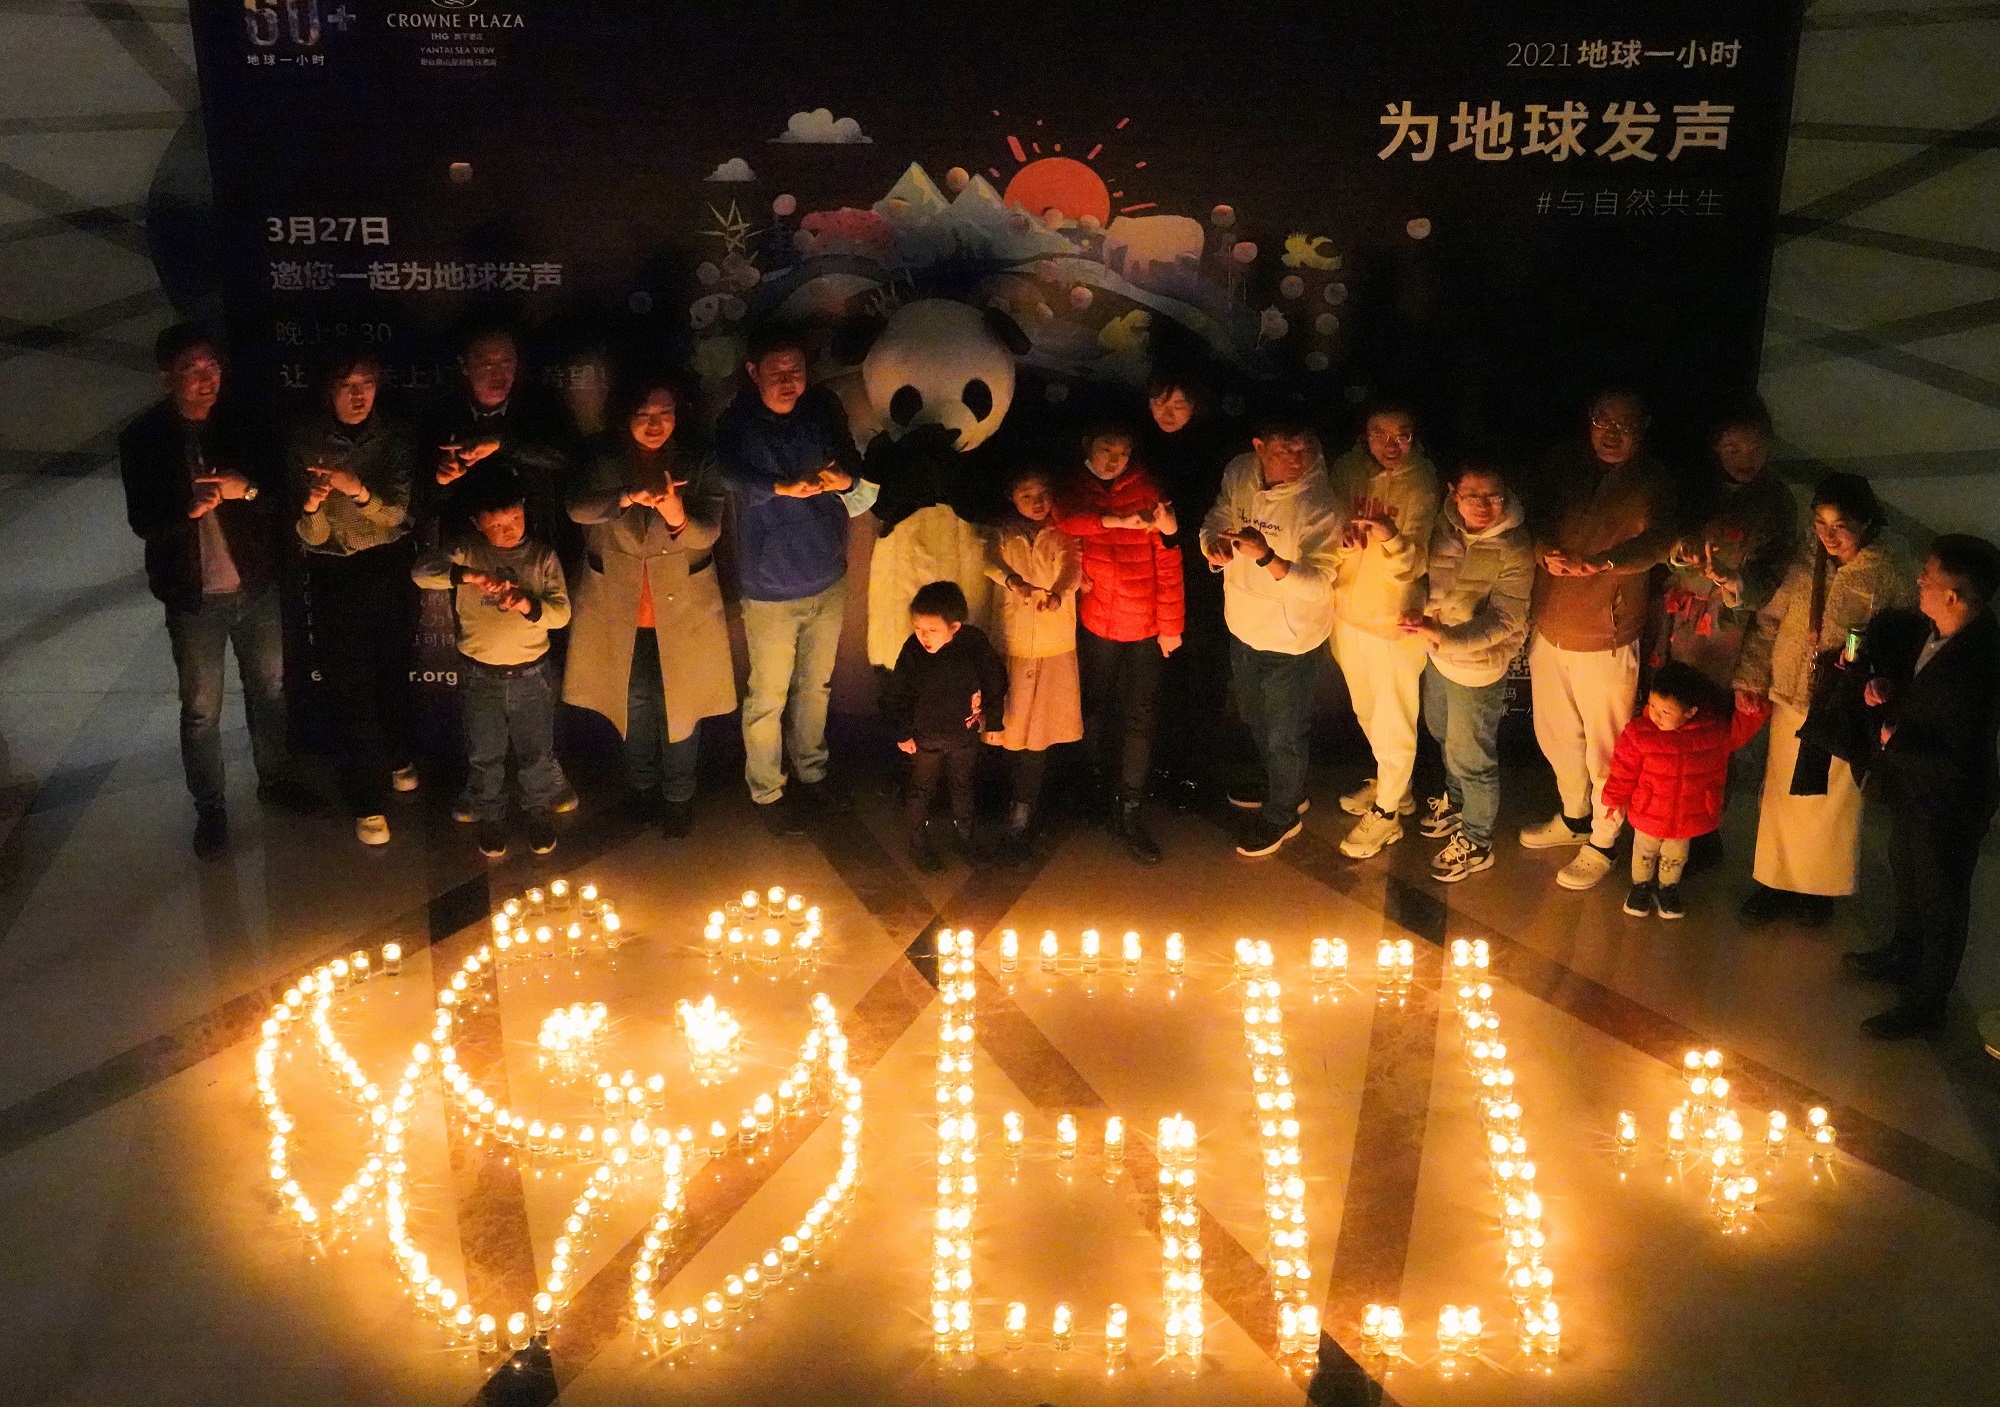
[1519,390,1679,890]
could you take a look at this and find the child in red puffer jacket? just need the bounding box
[1055,424,1185,864]
[1602,662,1770,920]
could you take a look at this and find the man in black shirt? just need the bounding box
[1846,535,2000,1039]
[428,326,577,564]
[119,325,315,855]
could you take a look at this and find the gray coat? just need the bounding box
[563,445,736,741]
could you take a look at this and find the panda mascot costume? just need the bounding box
[843,299,1032,670]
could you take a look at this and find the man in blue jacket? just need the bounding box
[716,328,870,834]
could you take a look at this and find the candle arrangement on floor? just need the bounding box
[1447,937,1560,1364]
[1613,1047,1837,1234]
[255,879,858,1364]
[703,887,825,971]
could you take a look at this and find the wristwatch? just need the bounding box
[242,484,259,502]
[1255,548,1276,567]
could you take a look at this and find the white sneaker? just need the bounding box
[1519,812,1591,849]
[1431,832,1494,883]
[1339,778,1416,817]
[1338,807,1405,859]
[1418,794,1462,838]
[356,814,391,846]
[390,765,420,793]
[1556,844,1616,890]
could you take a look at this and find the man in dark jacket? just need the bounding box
[119,324,310,855]
[427,325,577,563]
[716,326,868,834]
[1845,535,2000,1039]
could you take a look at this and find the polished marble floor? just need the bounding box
[4,537,2000,1406]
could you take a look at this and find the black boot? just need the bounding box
[952,818,979,865]
[911,821,944,873]
[1115,797,1162,866]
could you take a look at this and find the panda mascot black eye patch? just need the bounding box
[889,385,925,427]
[962,379,993,421]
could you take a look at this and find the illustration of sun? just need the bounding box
[991,114,1152,226]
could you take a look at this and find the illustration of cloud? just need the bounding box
[705,157,755,182]
[771,109,871,144]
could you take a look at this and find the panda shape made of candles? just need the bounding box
[848,299,1032,669]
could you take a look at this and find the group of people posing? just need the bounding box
[120,320,2000,1040]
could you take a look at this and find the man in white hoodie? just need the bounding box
[1201,417,1345,857]
[1326,401,1442,858]
[1398,461,1534,882]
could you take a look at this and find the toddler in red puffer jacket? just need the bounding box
[1601,662,1771,920]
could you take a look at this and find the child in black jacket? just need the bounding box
[884,581,1008,871]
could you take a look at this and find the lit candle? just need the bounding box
[1005,1301,1026,1349]
[1105,1115,1125,1162]
[1380,1306,1404,1354]
[1122,931,1141,974]
[999,929,1019,971]
[1081,929,1101,973]
[381,942,402,976]
[1057,1113,1077,1159]
[1766,1110,1788,1153]
[1004,1110,1024,1153]
[1106,1302,1128,1355]
[1299,1305,1321,1350]
[1052,1302,1073,1349]
[1039,931,1059,972]
[1165,932,1185,975]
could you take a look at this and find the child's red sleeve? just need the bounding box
[1728,696,1773,751]
[1600,722,1644,812]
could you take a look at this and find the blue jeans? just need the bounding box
[740,581,845,805]
[1421,661,1507,847]
[627,629,699,805]
[1230,637,1321,828]
[164,587,288,811]
[459,655,565,823]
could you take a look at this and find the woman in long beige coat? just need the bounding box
[565,379,736,836]
[1734,473,1913,925]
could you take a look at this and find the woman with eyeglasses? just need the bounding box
[1734,473,1914,926]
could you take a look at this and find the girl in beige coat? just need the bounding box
[985,465,1084,849]
[564,381,737,836]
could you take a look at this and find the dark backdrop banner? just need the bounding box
[193,0,1804,452]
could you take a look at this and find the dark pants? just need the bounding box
[305,540,416,816]
[1886,796,1990,1016]
[164,587,288,811]
[1009,748,1049,811]
[1078,628,1161,799]
[908,742,979,829]
[1229,637,1321,828]
[1156,575,1230,787]
[627,628,700,805]
[460,655,565,824]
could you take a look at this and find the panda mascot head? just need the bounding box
[849,299,1031,454]
[844,298,1033,669]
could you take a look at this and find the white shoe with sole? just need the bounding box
[1519,812,1591,849]
[1557,844,1616,890]
[1339,778,1416,817]
[1338,807,1405,858]
[390,765,419,793]
[356,814,391,846]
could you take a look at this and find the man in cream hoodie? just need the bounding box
[1326,402,1442,858]
[1201,417,1345,857]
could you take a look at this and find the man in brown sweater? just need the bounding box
[1520,390,1679,890]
